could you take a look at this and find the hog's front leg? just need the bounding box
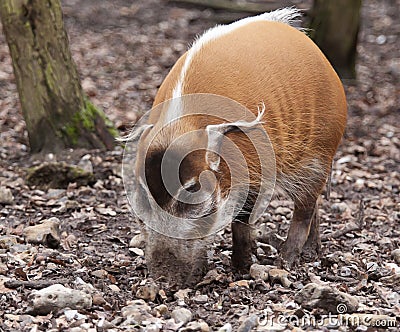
[231,220,256,273]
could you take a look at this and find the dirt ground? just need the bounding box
[0,0,399,331]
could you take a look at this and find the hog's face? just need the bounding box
[134,127,226,285]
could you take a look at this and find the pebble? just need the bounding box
[192,294,208,304]
[129,233,146,248]
[391,249,400,264]
[28,284,92,315]
[181,320,210,331]
[108,284,120,292]
[92,294,106,306]
[0,263,8,274]
[0,186,14,205]
[174,288,192,301]
[171,307,192,324]
[338,266,352,277]
[91,269,108,278]
[331,202,350,214]
[249,264,271,281]
[121,300,152,325]
[268,269,292,287]
[229,280,250,288]
[77,154,94,173]
[153,304,168,316]
[238,315,258,332]
[136,281,159,301]
[217,323,232,332]
[0,235,18,249]
[295,282,359,313]
[82,78,98,96]
[258,243,278,256]
[45,188,66,199]
[23,217,61,248]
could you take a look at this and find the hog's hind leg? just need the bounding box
[279,161,327,267]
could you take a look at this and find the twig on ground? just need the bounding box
[4,278,70,289]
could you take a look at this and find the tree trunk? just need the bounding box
[0,0,115,153]
[309,0,361,79]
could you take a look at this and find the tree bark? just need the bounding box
[0,0,115,153]
[309,0,361,79]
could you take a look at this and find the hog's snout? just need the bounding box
[144,228,213,286]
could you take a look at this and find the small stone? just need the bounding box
[23,217,61,248]
[258,243,278,256]
[354,178,365,191]
[95,207,117,216]
[238,315,258,332]
[129,233,146,248]
[392,249,400,264]
[0,263,9,275]
[331,202,350,214]
[192,294,208,304]
[339,266,352,277]
[136,281,159,301]
[182,320,210,332]
[217,323,232,332]
[108,284,120,292]
[376,34,386,44]
[268,269,292,287]
[28,284,92,315]
[91,269,108,278]
[0,187,13,205]
[64,309,78,321]
[295,282,358,313]
[0,235,18,249]
[121,299,151,320]
[229,280,249,288]
[45,189,66,199]
[92,294,106,306]
[250,264,271,281]
[154,304,168,316]
[77,154,93,174]
[81,78,97,96]
[174,288,192,301]
[171,307,192,324]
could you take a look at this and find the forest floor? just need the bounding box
[0,0,399,331]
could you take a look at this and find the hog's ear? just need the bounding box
[117,124,153,143]
[205,104,265,171]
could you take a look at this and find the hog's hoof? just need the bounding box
[301,241,321,262]
[231,253,252,275]
[279,243,301,270]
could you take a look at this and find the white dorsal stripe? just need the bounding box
[165,7,302,123]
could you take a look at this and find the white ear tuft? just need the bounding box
[205,105,266,171]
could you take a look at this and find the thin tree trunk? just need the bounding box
[0,0,115,153]
[309,0,361,79]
